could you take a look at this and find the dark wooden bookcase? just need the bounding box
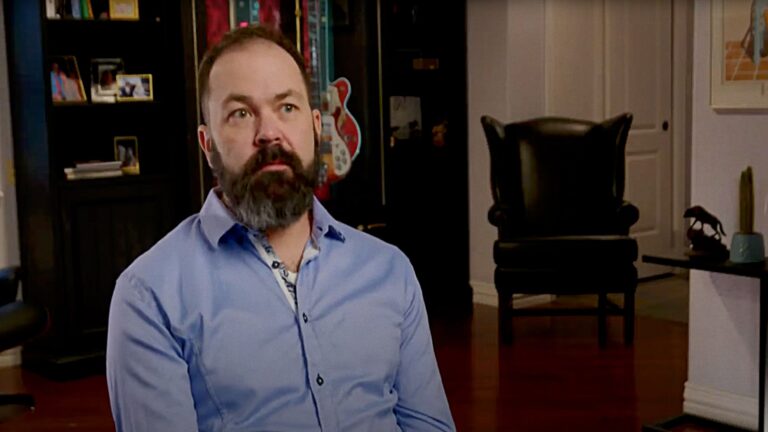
[3,0,201,378]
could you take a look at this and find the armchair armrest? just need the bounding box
[616,201,640,233]
[488,204,513,228]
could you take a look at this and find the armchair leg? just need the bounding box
[498,290,514,345]
[598,292,607,347]
[624,290,635,346]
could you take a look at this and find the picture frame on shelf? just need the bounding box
[90,58,124,103]
[109,0,139,20]
[116,74,153,102]
[50,56,86,104]
[710,0,768,110]
[114,136,140,175]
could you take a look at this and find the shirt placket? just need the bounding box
[251,230,339,431]
[292,247,340,432]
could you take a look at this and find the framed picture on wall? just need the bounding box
[710,0,768,109]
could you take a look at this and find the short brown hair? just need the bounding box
[197,25,311,123]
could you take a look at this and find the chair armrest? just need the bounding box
[0,302,48,353]
[488,204,512,228]
[616,201,640,232]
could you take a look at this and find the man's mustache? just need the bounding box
[242,144,304,176]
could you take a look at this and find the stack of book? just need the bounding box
[64,161,123,180]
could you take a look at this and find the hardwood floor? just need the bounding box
[0,282,688,431]
[432,303,687,431]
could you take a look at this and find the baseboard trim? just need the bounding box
[470,281,554,308]
[0,347,21,368]
[683,381,758,431]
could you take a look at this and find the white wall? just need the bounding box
[685,1,766,429]
[0,0,23,368]
[0,0,19,269]
[467,0,546,304]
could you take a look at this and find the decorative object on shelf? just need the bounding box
[90,58,124,103]
[730,166,765,263]
[116,73,153,102]
[114,136,139,175]
[684,205,729,261]
[389,95,422,146]
[50,56,86,104]
[710,0,768,110]
[109,0,139,20]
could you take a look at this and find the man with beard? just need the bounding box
[106,26,454,432]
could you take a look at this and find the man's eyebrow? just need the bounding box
[221,93,253,106]
[274,89,305,102]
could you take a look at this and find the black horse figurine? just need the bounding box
[683,205,728,261]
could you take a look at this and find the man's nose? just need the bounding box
[255,112,281,147]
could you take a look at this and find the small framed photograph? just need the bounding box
[114,136,140,174]
[116,74,153,102]
[50,56,86,104]
[90,58,124,103]
[109,0,139,20]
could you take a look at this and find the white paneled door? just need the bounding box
[546,0,675,277]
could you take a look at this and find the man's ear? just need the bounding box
[198,125,214,167]
[312,109,322,138]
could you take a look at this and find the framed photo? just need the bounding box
[109,0,139,20]
[116,74,153,102]
[50,56,86,104]
[114,136,139,174]
[90,58,124,103]
[711,0,768,109]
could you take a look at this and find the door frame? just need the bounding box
[671,0,693,259]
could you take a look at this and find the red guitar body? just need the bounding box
[328,78,361,163]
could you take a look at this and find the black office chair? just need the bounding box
[481,113,639,346]
[0,266,48,410]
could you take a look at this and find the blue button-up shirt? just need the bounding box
[106,190,455,431]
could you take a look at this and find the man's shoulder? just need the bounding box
[329,221,410,264]
[120,213,206,284]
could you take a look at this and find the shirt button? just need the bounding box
[271,261,280,269]
[316,374,324,386]
[302,313,308,323]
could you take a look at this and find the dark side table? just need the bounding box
[642,254,767,432]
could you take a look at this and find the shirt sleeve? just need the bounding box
[393,264,456,432]
[106,272,199,432]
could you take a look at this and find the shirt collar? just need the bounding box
[199,190,347,248]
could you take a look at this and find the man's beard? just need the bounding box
[209,136,320,231]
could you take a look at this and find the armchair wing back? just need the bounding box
[482,113,636,237]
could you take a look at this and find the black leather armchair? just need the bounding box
[0,266,48,410]
[481,113,639,346]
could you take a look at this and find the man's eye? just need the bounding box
[282,104,297,113]
[230,109,249,119]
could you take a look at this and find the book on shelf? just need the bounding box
[74,160,122,171]
[64,160,123,180]
[46,0,57,18]
[64,168,123,180]
[48,0,100,20]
